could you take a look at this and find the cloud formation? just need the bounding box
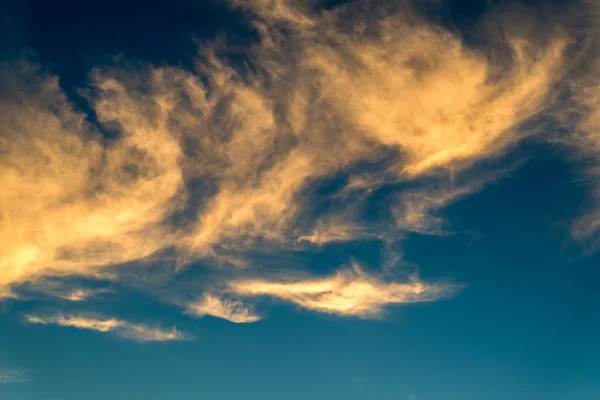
[60,288,107,302]
[0,62,185,295]
[25,314,189,342]
[230,265,457,317]
[186,293,261,323]
[4,0,595,322]
[549,0,600,248]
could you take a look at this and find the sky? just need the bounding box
[1,0,600,399]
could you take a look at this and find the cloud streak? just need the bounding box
[0,369,28,384]
[549,0,600,248]
[230,265,458,318]
[25,314,190,342]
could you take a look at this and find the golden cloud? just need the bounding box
[0,63,185,294]
[230,265,458,317]
[0,0,576,310]
[186,293,262,323]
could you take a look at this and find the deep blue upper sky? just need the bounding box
[1,1,599,400]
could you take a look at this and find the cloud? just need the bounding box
[298,220,375,245]
[230,264,459,318]
[549,0,600,248]
[23,280,111,302]
[60,288,107,302]
[393,188,464,235]
[25,314,121,332]
[117,324,189,342]
[392,179,493,235]
[184,0,568,253]
[25,314,190,342]
[0,61,186,294]
[230,0,316,27]
[0,0,576,311]
[186,293,261,323]
[0,369,28,384]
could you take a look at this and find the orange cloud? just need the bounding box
[186,293,261,323]
[230,265,458,317]
[0,0,573,306]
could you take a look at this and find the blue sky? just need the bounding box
[1,1,600,399]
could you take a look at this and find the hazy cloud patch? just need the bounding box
[0,369,28,384]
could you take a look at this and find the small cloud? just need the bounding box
[186,293,261,323]
[230,264,460,318]
[118,324,189,342]
[65,290,89,301]
[25,314,121,332]
[25,314,191,342]
[60,288,109,302]
[0,369,28,384]
[298,222,373,245]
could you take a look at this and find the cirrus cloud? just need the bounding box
[0,369,28,384]
[25,314,191,342]
[3,0,594,323]
[230,264,459,318]
[185,293,262,323]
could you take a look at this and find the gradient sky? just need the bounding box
[1,1,600,399]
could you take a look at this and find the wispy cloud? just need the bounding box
[186,293,261,323]
[0,0,569,295]
[230,264,459,318]
[5,0,595,321]
[25,314,190,342]
[0,369,28,384]
[0,61,185,295]
[298,221,375,245]
[60,288,106,302]
[117,324,189,342]
[550,0,600,249]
